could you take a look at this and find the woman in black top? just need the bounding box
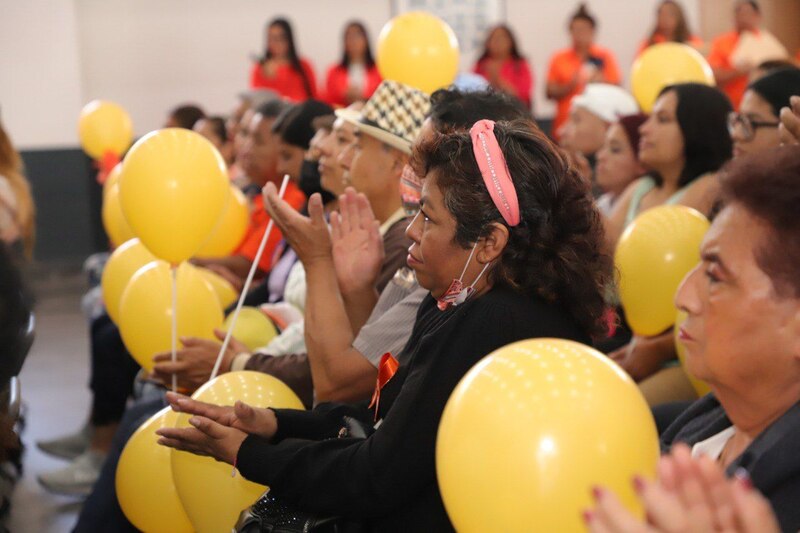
[158,119,612,530]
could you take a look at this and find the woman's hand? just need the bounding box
[156,415,247,465]
[608,333,674,382]
[263,183,332,267]
[330,187,384,296]
[163,392,278,440]
[585,444,781,533]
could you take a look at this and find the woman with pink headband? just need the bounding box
[157,119,610,531]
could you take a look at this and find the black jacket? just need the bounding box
[237,286,587,531]
[661,395,800,532]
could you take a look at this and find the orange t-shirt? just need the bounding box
[708,30,749,109]
[235,181,306,273]
[636,34,704,57]
[547,45,622,139]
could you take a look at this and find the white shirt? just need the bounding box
[691,426,736,460]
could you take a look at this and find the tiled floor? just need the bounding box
[9,271,91,532]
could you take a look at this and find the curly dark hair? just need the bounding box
[410,119,612,337]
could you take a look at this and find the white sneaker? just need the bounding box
[36,425,91,460]
[37,450,106,497]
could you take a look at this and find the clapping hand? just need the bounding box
[263,183,331,266]
[330,187,384,295]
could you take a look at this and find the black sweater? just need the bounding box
[661,395,800,533]
[237,286,587,531]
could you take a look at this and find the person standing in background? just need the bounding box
[324,21,381,107]
[708,1,770,109]
[473,25,533,111]
[637,0,703,57]
[250,18,317,102]
[0,120,35,261]
[546,3,621,140]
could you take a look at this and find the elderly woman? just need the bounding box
[157,119,611,531]
[587,146,800,532]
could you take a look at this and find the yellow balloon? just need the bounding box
[101,238,156,324]
[437,339,660,532]
[196,186,250,258]
[78,100,134,159]
[615,205,709,336]
[171,371,304,533]
[631,43,715,113]
[119,128,230,265]
[376,12,459,94]
[118,261,223,372]
[102,162,123,201]
[674,310,712,397]
[222,307,278,352]
[102,183,136,248]
[116,408,193,533]
[197,267,239,309]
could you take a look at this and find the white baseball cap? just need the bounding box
[571,83,640,123]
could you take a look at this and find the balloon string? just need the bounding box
[210,175,290,380]
[171,265,178,393]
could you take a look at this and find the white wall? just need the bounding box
[2,0,700,149]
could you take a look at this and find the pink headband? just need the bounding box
[470,120,520,227]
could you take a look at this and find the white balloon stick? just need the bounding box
[209,175,290,380]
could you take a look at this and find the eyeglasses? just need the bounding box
[727,112,779,141]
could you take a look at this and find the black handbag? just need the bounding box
[233,416,372,533]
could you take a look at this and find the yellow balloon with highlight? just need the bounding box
[674,310,712,397]
[102,162,123,200]
[222,307,278,352]
[171,371,304,533]
[118,261,223,372]
[102,183,136,248]
[119,128,230,265]
[197,268,239,309]
[437,339,660,532]
[376,12,459,94]
[615,205,709,336]
[116,407,193,533]
[101,238,156,324]
[78,100,134,159]
[631,43,715,112]
[196,186,250,258]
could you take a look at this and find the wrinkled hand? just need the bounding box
[331,187,384,295]
[152,329,249,392]
[585,444,780,533]
[608,335,670,382]
[156,414,247,465]
[163,391,278,439]
[779,95,800,146]
[263,182,331,266]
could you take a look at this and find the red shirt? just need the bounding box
[235,181,306,273]
[708,30,750,109]
[324,63,382,107]
[249,59,318,102]
[473,58,534,109]
[636,34,704,57]
[547,45,621,139]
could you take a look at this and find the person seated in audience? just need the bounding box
[603,83,733,405]
[272,100,334,184]
[157,116,612,532]
[558,83,639,186]
[546,3,622,140]
[324,21,381,107]
[193,100,306,286]
[731,68,800,159]
[164,103,205,129]
[473,25,533,110]
[36,99,303,497]
[250,18,317,101]
[193,115,235,170]
[595,114,648,215]
[0,119,35,261]
[637,0,703,57]
[587,146,800,533]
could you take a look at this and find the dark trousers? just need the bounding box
[73,394,166,532]
[88,314,140,426]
